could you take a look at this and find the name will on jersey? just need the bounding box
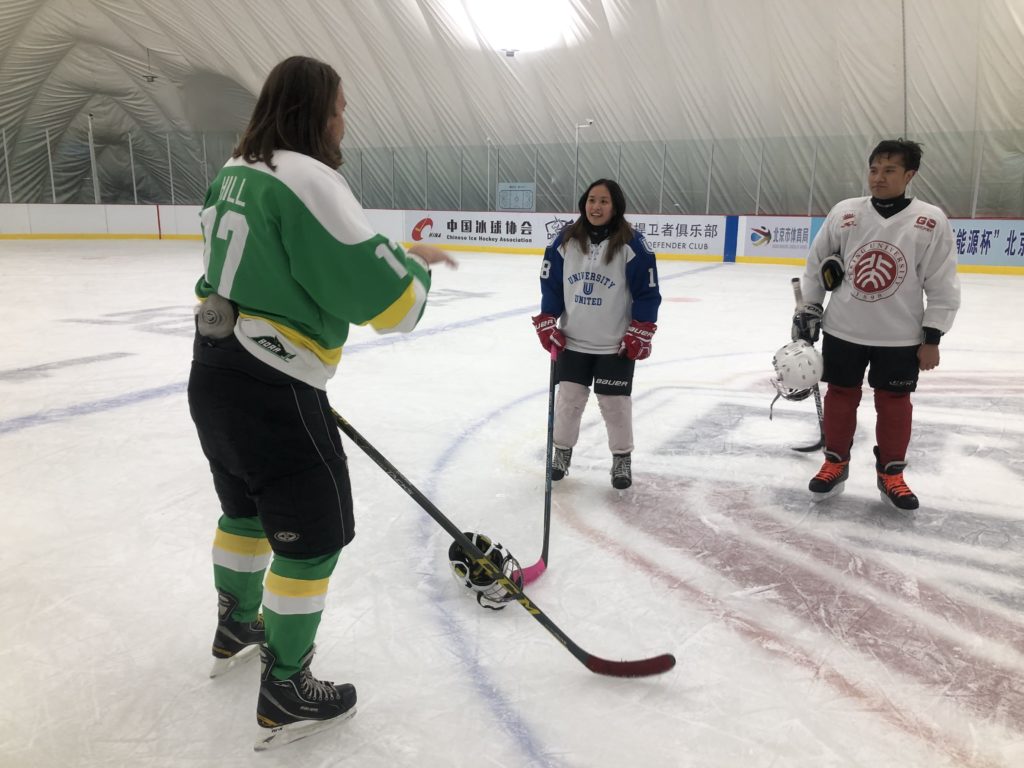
[218,175,247,208]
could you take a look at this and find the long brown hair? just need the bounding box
[233,56,342,170]
[560,179,633,264]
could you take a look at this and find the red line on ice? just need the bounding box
[560,490,1019,768]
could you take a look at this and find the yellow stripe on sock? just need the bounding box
[263,573,331,615]
[214,529,272,556]
[265,572,330,598]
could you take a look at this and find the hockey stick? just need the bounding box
[516,345,558,585]
[332,410,675,678]
[791,277,825,452]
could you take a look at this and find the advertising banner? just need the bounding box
[402,210,570,251]
[627,215,727,261]
[0,202,1021,273]
[401,210,727,259]
[735,216,817,263]
[950,218,1024,271]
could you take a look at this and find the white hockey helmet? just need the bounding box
[771,340,823,401]
[448,532,523,610]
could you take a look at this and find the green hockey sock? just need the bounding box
[212,516,270,622]
[263,551,340,679]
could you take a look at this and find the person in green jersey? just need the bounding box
[187,55,455,750]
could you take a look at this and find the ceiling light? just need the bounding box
[463,0,570,53]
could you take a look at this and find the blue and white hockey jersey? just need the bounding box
[539,227,661,355]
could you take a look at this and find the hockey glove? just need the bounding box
[791,303,824,343]
[531,313,566,353]
[619,320,657,360]
[821,254,845,291]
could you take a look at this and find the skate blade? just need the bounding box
[253,708,356,751]
[209,644,260,678]
[879,492,919,513]
[810,482,845,503]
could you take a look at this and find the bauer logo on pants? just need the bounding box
[274,531,300,543]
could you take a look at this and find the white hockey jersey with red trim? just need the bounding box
[800,196,961,347]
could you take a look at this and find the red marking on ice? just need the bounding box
[559,482,1021,767]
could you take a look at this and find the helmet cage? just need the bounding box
[771,378,814,402]
[449,533,523,610]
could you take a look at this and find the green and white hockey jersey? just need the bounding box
[196,150,432,389]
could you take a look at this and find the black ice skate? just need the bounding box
[210,589,265,678]
[808,450,848,502]
[611,453,632,489]
[551,446,572,481]
[875,447,919,511]
[254,645,357,752]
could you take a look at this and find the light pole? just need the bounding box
[486,136,493,211]
[572,119,594,208]
[87,113,100,204]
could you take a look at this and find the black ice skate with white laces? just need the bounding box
[611,453,632,489]
[551,446,572,481]
[254,645,357,751]
[210,589,265,678]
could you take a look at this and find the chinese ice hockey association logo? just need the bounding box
[411,218,434,241]
[848,240,907,301]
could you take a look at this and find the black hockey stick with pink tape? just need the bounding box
[333,409,675,678]
[516,344,558,585]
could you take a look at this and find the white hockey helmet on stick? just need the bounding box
[448,532,523,610]
[771,340,823,401]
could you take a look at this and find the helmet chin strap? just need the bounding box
[769,379,815,420]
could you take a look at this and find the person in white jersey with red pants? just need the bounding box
[792,139,961,510]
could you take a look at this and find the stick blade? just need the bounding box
[585,653,676,678]
[791,438,824,453]
[515,558,547,586]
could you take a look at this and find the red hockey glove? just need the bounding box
[619,320,656,360]
[531,313,566,353]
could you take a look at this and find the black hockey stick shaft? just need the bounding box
[332,410,675,678]
[516,346,557,585]
[811,382,824,437]
[541,346,557,562]
[791,278,825,451]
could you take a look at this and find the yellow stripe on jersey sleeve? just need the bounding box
[365,280,427,333]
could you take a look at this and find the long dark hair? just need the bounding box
[233,56,342,170]
[561,179,633,264]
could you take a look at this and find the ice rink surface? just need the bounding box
[2,240,1022,768]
